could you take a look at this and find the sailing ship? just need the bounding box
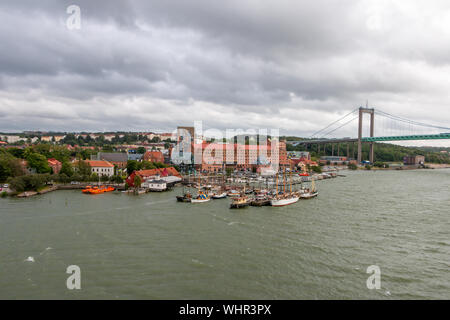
[177,173,193,202]
[191,190,211,203]
[211,169,228,199]
[299,178,318,199]
[270,168,299,207]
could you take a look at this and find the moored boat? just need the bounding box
[299,179,318,199]
[230,195,251,209]
[83,186,115,194]
[82,186,93,194]
[250,193,271,206]
[270,194,299,207]
[191,191,211,203]
[212,192,227,199]
[176,193,192,202]
[227,190,241,197]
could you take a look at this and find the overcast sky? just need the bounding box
[1,0,450,145]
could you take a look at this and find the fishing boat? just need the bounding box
[230,195,251,209]
[191,190,211,203]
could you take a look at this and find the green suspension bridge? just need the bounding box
[289,107,450,163]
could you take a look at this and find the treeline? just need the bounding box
[62,133,174,147]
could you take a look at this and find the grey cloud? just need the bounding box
[0,0,450,138]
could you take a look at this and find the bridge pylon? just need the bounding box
[358,107,375,163]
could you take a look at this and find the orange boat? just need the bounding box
[82,186,115,194]
[82,186,93,193]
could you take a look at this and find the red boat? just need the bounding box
[299,173,309,176]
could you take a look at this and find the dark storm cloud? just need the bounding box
[0,0,450,136]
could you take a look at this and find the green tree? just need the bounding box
[25,152,51,174]
[126,160,139,176]
[311,166,322,173]
[133,174,142,189]
[110,175,124,184]
[77,160,92,176]
[137,147,146,154]
[60,161,74,177]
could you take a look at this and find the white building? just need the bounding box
[143,179,167,191]
[0,135,22,143]
[83,160,114,177]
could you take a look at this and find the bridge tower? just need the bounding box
[357,107,375,163]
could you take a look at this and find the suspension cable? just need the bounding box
[375,110,450,132]
[309,108,358,138]
[320,116,359,138]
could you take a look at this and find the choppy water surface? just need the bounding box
[0,169,449,299]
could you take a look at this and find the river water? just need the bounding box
[0,169,449,299]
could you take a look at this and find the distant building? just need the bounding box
[128,153,143,161]
[288,151,310,160]
[0,135,21,144]
[93,152,128,169]
[83,160,114,177]
[143,151,165,163]
[403,155,425,165]
[47,158,62,174]
[319,156,350,165]
[126,167,182,187]
[142,179,167,192]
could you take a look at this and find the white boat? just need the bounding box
[212,192,227,199]
[270,195,299,207]
[300,191,318,199]
[299,179,318,199]
[191,191,211,203]
[191,198,211,203]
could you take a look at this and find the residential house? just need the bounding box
[47,158,62,174]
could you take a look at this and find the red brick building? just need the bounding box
[193,140,289,172]
[126,167,181,187]
[143,151,165,163]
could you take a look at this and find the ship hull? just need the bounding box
[191,198,211,203]
[270,197,299,207]
[212,192,227,199]
[300,192,318,199]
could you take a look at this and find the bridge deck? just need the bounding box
[289,133,450,144]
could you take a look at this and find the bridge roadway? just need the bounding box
[288,133,450,145]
